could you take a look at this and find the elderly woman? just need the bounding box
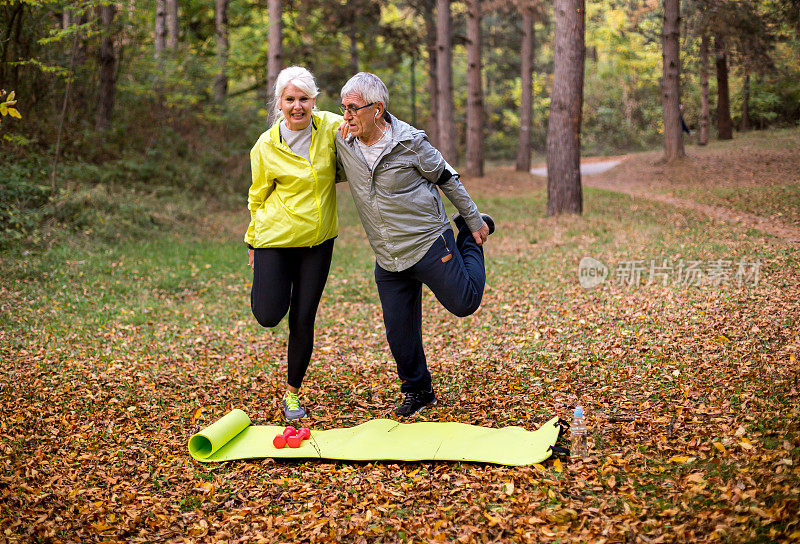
[335,72,494,417]
[245,66,342,421]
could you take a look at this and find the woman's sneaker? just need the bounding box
[394,388,437,418]
[282,391,306,421]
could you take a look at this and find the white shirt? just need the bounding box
[279,121,313,161]
[355,123,393,170]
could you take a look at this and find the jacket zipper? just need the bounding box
[308,127,322,246]
[275,124,323,247]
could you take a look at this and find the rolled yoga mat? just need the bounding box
[188,410,563,466]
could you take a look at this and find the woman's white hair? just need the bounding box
[273,66,319,117]
[340,72,389,112]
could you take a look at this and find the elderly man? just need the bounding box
[336,72,494,417]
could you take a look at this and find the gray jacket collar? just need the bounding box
[384,113,420,144]
[344,113,421,150]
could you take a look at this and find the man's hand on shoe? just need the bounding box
[473,222,490,246]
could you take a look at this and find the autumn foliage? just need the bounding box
[2,133,799,542]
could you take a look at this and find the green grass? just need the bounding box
[3,182,793,356]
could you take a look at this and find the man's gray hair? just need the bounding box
[341,72,389,111]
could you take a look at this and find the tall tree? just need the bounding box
[687,0,776,139]
[715,34,733,139]
[727,1,776,130]
[465,0,484,176]
[546,0,585,216]
[166,0,178,49]
[96,4,116,130]
[1,3,19,88]
[155,0,166,58]
[267,0,283,99]
[436,0,457,163]
[661,0,684,161]
[339,1,378,74]
[349,30,359,74]
[214,0,229,103]
[311,0,391,89]
[515,3,535,172]
[421,0,439,146]
[740,64,751,131]
[699,34,710,145]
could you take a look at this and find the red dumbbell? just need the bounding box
[272,426,297,449]
[287,427,311,448]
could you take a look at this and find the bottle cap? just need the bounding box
[574,406,583,418]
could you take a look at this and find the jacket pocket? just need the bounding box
[378,160,417,194]
[254,197,293,246]
[408,185,443,223]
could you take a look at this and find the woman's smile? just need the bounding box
[280,83,315,131]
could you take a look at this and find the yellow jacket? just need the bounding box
[245,110,343,248]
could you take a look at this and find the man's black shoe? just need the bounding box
[394,389,437,417]
[452,212,495,235]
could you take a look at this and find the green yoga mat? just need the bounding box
[188,410,562,466]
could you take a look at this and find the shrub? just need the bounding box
[0,156,51,249]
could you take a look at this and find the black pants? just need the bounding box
[250,238,334,389]
[374,225,485,393]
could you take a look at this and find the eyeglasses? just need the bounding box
[340,102,375,115]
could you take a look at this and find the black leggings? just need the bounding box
[250,238,334,389]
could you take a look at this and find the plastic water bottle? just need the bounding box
[570,406,588,458]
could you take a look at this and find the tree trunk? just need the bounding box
[661,0,684,161]
[436,0,457,164]
[699,34,710,145]
[546,0,585,216]
[214,0,229,103]
[155,0,166,58]
[166,0,178,49]
[622,85,633,124]
[423,0,439,146]
[465,0,484,177]
[267,0,283,100]
[715,35,733,140]
[75,11,88,68]
[741,67,750,131]
[0,4,24,90]
[96,4,116,131]
[11,5,26,90]
[515,4,535,172]
[410,55,417,126]
[349,29,359,74]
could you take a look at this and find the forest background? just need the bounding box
[1,0,800,249]
[2,2,800,541]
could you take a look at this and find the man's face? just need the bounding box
[341,92,380,142]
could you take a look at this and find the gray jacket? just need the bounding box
[336,114,483,272]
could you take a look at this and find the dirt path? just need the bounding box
[466,132,800,244]
[591,181,800,243]
[530,159,623,177]
[577,157,800,244]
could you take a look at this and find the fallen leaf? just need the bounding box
[685,472,705,483]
